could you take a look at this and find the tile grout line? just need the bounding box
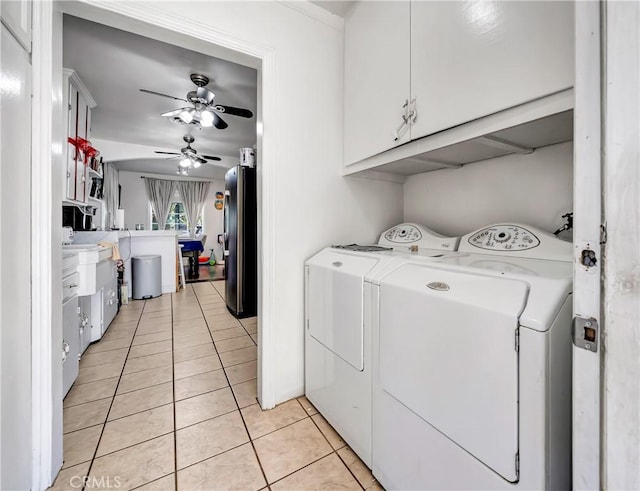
[171,286,182,490]
[192,283,271,488]
[79,302,148,490]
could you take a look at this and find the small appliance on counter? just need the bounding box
[63,205,95,231]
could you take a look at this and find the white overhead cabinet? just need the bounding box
[409,1,574,140]
[343,1,574,172]
[64,69,96,204]
[344,1,410,165]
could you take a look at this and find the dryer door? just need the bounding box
[379,264,528,482]
[307,251,379,370]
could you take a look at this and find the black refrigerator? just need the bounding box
[224,164,257,318]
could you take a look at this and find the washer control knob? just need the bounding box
[495,231,511,243]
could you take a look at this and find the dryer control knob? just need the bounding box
[495,231,511,243]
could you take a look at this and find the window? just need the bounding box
[151,201,203,234]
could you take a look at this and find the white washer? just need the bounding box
[371,223,573,490]
[305,223,459,466]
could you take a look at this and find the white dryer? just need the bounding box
[371,224,573,490]
[305,223,459,466]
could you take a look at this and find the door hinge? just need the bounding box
[515,328,520,352]
[600,223,607,245]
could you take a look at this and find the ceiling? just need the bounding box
[63,15,258,179]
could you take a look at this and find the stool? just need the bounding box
[132,255,162,299]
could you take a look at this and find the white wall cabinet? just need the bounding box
[344,0,410,165]
[63,69,96,204]
[409,1,574,140]
[343,0,574,168]
[0,0,31,52]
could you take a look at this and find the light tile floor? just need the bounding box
[51,281,381,490]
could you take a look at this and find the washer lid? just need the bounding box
[306,249,381,371]
[379,263,527,482]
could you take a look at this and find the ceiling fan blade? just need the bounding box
[154,151,180,155]
[213,113,228,130]
[202,155,222,161]
[160,107,191,118]
[140,89,188,103]
[214,105,253,118]
[192,155,207,165]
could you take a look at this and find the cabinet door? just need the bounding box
[66,83,79,201]
[344,0,410,165]
[103,276,118,331]
[410,1,574,139]
[0,0,31,52]
[62,296,80,396]
[76,96,89,203]
[79,295,92,354]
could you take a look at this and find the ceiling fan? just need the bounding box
[155,135,222,175]
[141,73,254,130]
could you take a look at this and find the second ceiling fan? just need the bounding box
[141,73,254,130]
[155,135,221,175]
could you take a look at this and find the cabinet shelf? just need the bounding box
[343,89,573,182]
[87,167,103,179]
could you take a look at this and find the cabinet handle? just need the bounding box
[393,99,411,141]
[67,284,78,289]
[62,341,70,362]
[409,98,417,124]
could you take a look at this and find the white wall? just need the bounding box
[118,170,225,257]
[403,142,573,237]
[64,1,404,405]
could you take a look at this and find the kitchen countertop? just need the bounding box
[118,230,179,238]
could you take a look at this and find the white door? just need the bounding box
[344,0,410,165]
[379,264,526,482]
[410,1,574,140]
[572,2,601,489]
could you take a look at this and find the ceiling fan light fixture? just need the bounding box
[179,109,194,124]
[179,158,191,168]
[200,110,214,127]
[193,161,201,168]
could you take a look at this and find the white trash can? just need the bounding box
[132,255,162,299]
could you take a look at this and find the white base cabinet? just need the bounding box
[62,296,80,397]
[79,295,92,354]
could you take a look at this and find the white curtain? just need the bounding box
[177,181,211,236]
[144,178,177,229]
[103,162,119,229]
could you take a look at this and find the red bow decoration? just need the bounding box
[68,136,100,161]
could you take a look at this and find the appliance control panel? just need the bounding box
[378,223,460,251]
[467,225,540,251]
[383,224,422,243]
[459,223,572,261]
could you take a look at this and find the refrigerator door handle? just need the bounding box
[237,169,244,313]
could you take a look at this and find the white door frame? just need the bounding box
[31,2,277,488]
[572,2,602,489]
[601,1,640,489]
